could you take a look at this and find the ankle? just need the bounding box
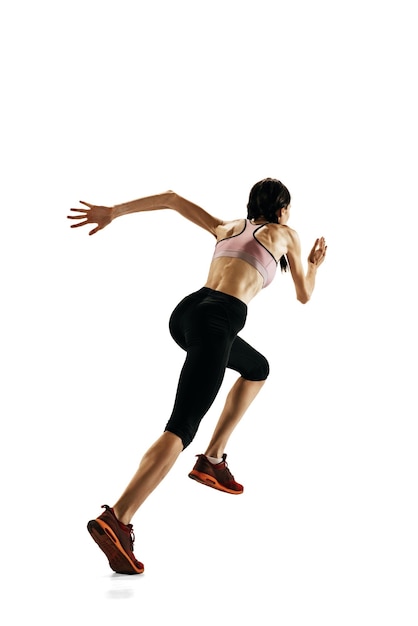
[206,455,223,465]
[204,449,224,459]
[112,505,131,526]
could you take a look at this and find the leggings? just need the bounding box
[165,287,270,448]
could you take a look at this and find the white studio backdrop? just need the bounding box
[1,1,417,625]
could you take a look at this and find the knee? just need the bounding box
[245,354,270,381]
[164,424,197,450]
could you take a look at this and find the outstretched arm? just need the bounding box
[286,230,327,303]
[67,191,223,236]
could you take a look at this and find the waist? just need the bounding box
[193,287,248,314]
[212,247,277,288]
[205,257,266,304]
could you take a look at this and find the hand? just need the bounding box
[308,237,327,267]
[67,201,114,236]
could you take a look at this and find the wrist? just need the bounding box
[112,203,132,219]
[111,205,120,219]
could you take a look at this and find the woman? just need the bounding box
[68,178,327,575]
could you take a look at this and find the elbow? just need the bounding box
[164,190,178,209]
[297,292,311,304]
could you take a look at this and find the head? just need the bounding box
[247,178,291,271]
[247,178,291,224]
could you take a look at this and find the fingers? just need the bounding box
[309,237,327,265]
[316,237,327,264]
[67,214,87,220]
[68,208,89,214]
[68,201,101,233]
[310,239,319,255]
[67,206,92,228]
[315,237,327,251]
[67,208,89,222]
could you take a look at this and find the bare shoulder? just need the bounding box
[215,218,245,241]
[282,226,303,261]
[282,225,299,241]
[258,223,294,248]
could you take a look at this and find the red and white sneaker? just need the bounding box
[188,454,244,494]
[87,505,144,574]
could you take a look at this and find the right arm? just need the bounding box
[67,191,224,236]
[286,229,327,303]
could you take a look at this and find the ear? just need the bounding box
[276,205,286,219]
[277,204,289,224]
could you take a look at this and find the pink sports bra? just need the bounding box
[212,220,278,288]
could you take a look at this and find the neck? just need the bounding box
[250,217,267,225]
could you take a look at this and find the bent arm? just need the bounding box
[286,230,326,303]
[113,191,223,236]
[68,191,223,236]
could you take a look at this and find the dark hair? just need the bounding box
[247,178,291,272]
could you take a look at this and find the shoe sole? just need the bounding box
[188,470,243,495]
[87,519,144,575]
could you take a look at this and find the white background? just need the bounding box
[1,1,417,624]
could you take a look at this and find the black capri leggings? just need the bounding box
[164,287,270,448]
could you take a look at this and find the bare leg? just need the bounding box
[113,431,183,525]
[205,376,265,458]
[112,378,264,524]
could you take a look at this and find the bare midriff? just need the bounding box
[204,257,264,304]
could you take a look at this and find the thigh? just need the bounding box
[165,303,235,447]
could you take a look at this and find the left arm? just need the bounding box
[67,191,223,236]
[286,229,327,303]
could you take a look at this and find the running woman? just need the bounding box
[67,178,327,574]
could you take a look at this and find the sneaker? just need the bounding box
[188,454,243,494]
[87,505,144,574]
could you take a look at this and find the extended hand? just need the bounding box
[308,237,327,267]
[67,201,113,235]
